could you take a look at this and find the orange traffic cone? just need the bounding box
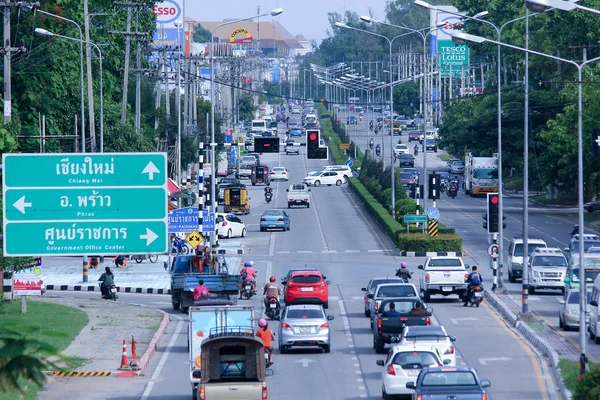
[129,335,139,369]
[119,339,129,369]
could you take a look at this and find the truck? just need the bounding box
[188,306,263,400]
[286,183,310,208]
[463,152,499,196]
[366,283,418,327]
[418,256,469,302]
[170,254,240,313]
[372,298,432,354]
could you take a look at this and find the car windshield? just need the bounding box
[473,169,498,179]
[568,291,592,304]
[454,162,464,166]
[400,173,413,179]
[377,286,417,297]
[286,309,324,319]
[572,241,599,252]
[532,256,567,267]
[571,269,600,283]
[380,301,417,313]
[400,155,413,159]
[428,259,462,267]
[263,210,282,216]
[369,279,401,290]
[273,168,285,172]
[392,352,438,367]
[514,243,546,257]
[291,275,321,284]
[422,371,478,386]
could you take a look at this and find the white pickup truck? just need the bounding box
[286,183,310,208]
[418,256,468,302]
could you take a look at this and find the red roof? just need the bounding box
[168,178,181,196]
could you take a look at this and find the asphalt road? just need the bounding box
[51,138,560,399]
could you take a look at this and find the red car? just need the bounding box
[284,270,330,309]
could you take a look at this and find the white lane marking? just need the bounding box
[140,319,185,400]
[268,234,275,257]
[345,250,360,253]
[303,156,329,252]
[368,249,385,253]
[297,250,313,253]
[276,251,291,254]
[338,298,368,397]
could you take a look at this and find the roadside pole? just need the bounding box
[492,233,498,291]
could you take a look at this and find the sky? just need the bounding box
[185,1,388,44]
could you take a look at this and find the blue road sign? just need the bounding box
[168,207,199,234]
[345,159,353,167]
[202,210,215,233]
[427,207,440,221]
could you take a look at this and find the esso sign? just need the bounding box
[439,16,462,35]
[152,0,181,25]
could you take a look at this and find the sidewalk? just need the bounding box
[42,242,243,294]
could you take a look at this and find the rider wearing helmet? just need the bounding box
[396,262,412,282]
[256,318,275,366]
[263,276,282,310]
[571,224,579,236]
[239,261,257,298]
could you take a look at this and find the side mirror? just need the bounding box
[367,294,374,299]
[286,189,289,192]
[481,380,491,388]
[406,382,416,390]
[376,360,385,366]
[558,299,566,304]
[591,300,599,307]
[265,368,275,377]
[326,280,332,285]
[327,315,334,321]
[449,335,457,342]
[564,247,571,252]
[564,278,571,284]
[418,265,424,270]
[443,359,451,365]
[426,307,433,313]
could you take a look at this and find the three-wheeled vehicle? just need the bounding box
[223,185,250,214]
[195,327,273,400]
[250,165,270,186]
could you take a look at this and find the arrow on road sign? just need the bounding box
[13,196,32,214]
[294,358,316,368]
[450,317,479,324]
[478,357,511,366]
[140,228,159,245]
[142,161,160,180]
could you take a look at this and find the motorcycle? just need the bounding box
[375,147,381,157]
[265,192,272,204]
[414,145,419,156]
[395,269,411,283]
[265,297,281,320]
[241,273,255,300]
[466,285,484,307]
[448,187,457,199]
[171,237,189,254]
[100,283,118,301]
[369,141,374,150]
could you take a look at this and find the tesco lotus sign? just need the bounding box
[152,0,182,25]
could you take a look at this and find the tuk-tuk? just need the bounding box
[251,165,270,186]
[223,185,250,214]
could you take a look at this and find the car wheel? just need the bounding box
[336,180,342,186]
[508,271,515,283]
[595,332,600,345]
[280,344,288,354]
[382,387,391,400]
[528,287,535,295]
[226,229,232,239]
[423,290,431,302]
[322,344,330,353]
[306,203,310,208]
[314,180,321,187]
[559,316,564,329]
[323,301,329,309]
[241,228,246,237]
[374,338,385,354]
[288,203,291,209]
[260,227,266,232]
[365,308,371,318]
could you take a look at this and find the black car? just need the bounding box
[425,139,438,152]
[398,154,415,167]
[585,201,600,213]
[347,116,357,125]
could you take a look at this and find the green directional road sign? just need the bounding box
[403,214,428,223]
[2,153,168,256]
[437,40,469,78]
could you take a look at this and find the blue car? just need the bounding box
[260,209,291,232]
[289,128,302,137]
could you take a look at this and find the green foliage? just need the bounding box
[573,361,600,399]
[393,82,420,117]
[193,24,211,43]
[398,233,463,252]
[238,94,255,123]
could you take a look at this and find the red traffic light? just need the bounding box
[489,195,499,205]
[309,133,318,141]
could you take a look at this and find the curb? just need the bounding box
[484,291,572,400]
[401,251,463,257]
[45,285,171,295]
[217,248,244,255]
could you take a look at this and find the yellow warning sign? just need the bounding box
[185,230,204,248]
[428,220,439,237]
[339,143,351,150]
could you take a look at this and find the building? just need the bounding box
[295,34,311,56]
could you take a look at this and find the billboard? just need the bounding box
[152,0,183,29]
[230,28,253,45]
[429,6,469,78]
[13,257,43,296]
[272,62,280,84]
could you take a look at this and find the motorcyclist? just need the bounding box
[375,144,381,155]
[395,262,412,282]
[263,276,282,310]
[264,186,273,202]
[463,266,482,306]
[414,144,419,156]
[239,261,257,298]
[256,318,275,366]
[369,139,374,149]
[98,267,115,298]
[571,224,579,236]
[369,121,374,131]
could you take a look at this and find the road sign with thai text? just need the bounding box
[2,153,168,256]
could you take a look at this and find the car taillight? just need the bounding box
[377,318,382,328]
[222,221,227,226]
[386,364,396,375]
[320,322,329,329]
[465,273,469,280]
[416,395,423,400]
[426,317,431,325]
[374,304,378,311]
[445,346,455,355]
[481,395,487,400]
[262,382,268,400]
[278,218,284,221]
[199,385,205,400]
[282,171,286,174]
[426,273,430,283]
[261,218,266,222]
[475,286,481,291]
[281,323,291,329]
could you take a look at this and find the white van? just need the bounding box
[588,275,600,343]
[507,237,548,282]
[251,119,268,133]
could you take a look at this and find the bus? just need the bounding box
[564,253,600,289]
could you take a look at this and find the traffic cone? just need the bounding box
[129,336,139,369]
[119,340,129,369]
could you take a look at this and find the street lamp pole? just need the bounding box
[175,20,183,208]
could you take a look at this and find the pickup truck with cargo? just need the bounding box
[464,152,499,196]
[366,283,418,326]
[286,183,310,208]
[169,254,240,313]
[372,298,432,353]
[238,163,253,179]
[418,256,468,302]
[405,366,491,400]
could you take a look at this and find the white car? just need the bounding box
[270,166,289,181]
[397,325,457,366]
[377,343,449,398]
[394,144,409,156]
[303,171,345,187]
[215,213,247,238]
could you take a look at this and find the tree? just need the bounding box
[238,94,255,123]
[193,25,211,43]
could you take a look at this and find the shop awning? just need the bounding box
[168,178,181,196]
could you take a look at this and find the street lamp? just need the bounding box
[210,8,283,251]
[450,28,599,376]
[34,28,104,153]
[174,19,183,208]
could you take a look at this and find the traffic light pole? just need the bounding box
[492,232,498,291]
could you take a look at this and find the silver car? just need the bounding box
[449,161,465,174]
[278,304,334,354]
[559,289,591,331]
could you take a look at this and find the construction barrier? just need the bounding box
[48,371,112,377]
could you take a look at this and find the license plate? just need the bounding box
[406,369,420,376]
[269,224,276,227]
[442,286,452,292]
[245,285,251,290]
[299,327,311,333]
[270,303,277,308]
[300,287,314,292]
[110,288,117,293]
[474,292,483,297]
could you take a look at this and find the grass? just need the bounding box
[0,300,89,400]
[438,154,453,162]
[559,359,586,392]
[531,194,577,207]
[584,212,600,224]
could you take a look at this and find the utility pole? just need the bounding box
[120,5,132,122]
[135,36,141,135]
[3,2,10,124]
[83,0,96,152]
[164,47,170,116]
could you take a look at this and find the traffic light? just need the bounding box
[487,193,500,233]
[307,130,327,159]
[428,174,441,200]
[254,137,280,153]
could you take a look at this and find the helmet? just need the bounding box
[401,262,407,268]
[244,261,254,267]
[258,318,267,327]
[270,276,276,282]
